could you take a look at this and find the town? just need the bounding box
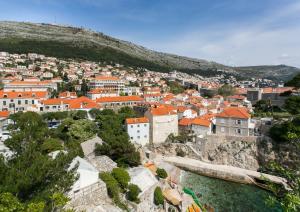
[0,51,299,212]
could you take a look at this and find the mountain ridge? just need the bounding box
[0,21,299,81]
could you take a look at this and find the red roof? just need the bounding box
[216,107,250,119]
[0,90,48,99]
[227,95,246,100]
[0,111,10,118]
[179,117,211,127]
[126,117,149,124]
[96,96,144,103]
[149,105,177,116]
[42,98,72,105]
[69,96,100,109]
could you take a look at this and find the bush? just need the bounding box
[41,138,63,153]
[127,184,141,203]
[156,168,168,179]
[111,168,130,190]
[99,172,127,210]
[154,187,164,205]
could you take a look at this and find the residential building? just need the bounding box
[96,96,144,108]
[0,90,48,112]
[126,117,150,146]
[215,107,255,136]
[3,80,57,92]
[89,76,124,94]
[145,105,178,144]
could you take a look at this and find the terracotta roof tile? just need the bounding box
[126,117,149,124]
[96,95,144,103]
[216,107,250,119]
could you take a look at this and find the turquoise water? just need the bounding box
[180,171,282,212]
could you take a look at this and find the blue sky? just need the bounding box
[0,0,300,67]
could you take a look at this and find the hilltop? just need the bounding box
[0,21,299,81]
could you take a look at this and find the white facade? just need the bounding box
[126,122,150,146]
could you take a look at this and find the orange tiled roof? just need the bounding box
[191,117,211,127]
[88,88,117,94]
[216,107,250,119]
[68,96,100,109]
[262,87,293,94]
[42,98,71,105]
[179,118,192,126]
[0,90,48,99]
[126,117,149,124]
[0,111,10,118]
[96,96,144,103]
[227,95,246,100]
[149,105,177,116]
[58,91,77,98]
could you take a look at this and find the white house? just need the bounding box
[126,117,150,146]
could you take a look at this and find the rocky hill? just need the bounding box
[0,21,299,81]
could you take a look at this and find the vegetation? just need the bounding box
[127,184,141,203]
[167,81,185,94]
[269,117,300,143]
[0,112,77,211]
[41,138,63,153]
[285,73,300,88]
[156,168,168,179]
[94,108,141,167]
[111,168,131,190]
[284,96,300,115]
[154,187,164,205]
[99,172,127,210]
[0,38,172,73]
[217,84,236,97]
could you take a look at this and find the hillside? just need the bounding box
[0,21,299,81]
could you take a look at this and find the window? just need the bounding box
[221,127,225,132]
[144,124,147,127]
[144,135,147,138]
[130,137,133,139]
[237,129,241,134]
[10,99,13,102]
[3,94,7,98]
[131,125,133,128]
[236,120,241,125]
[32,100,34,104]
[18,94,22,97]
[137,136,140,139]
[137,124,140,127]
[25,100,28,104]
[220,118,225,124]
[18,100,21,105]
[3,101,6,106]
[137,130,140,133]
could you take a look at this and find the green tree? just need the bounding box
[285,73,300,88]
[41,138,63,153]
[218,84,236,97]
[111,168,131,190]
[284,96,300,115]
[156,168,168,179]
[94,109,140,167]
[154,187,164,205]
[0,112,77,210]
[0,192,25,211]
[127,184,141,203]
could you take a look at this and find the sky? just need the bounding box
[0,0,300,67]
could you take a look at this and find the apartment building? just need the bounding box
[0,90,48,112]
[215,107,255,136]
[96,96,144,108]
[145,105,178,144]
[3,80,57,92]
[89,76,124,93]
[126,117,150,146]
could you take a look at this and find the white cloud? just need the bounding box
[142,1,300,67]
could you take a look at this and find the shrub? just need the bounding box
[127,184,141,203]
[111,168,131,190]
[41,138,63,153]
[99,172,127,210]
[156,168,168,179]
[154,187,164,205]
